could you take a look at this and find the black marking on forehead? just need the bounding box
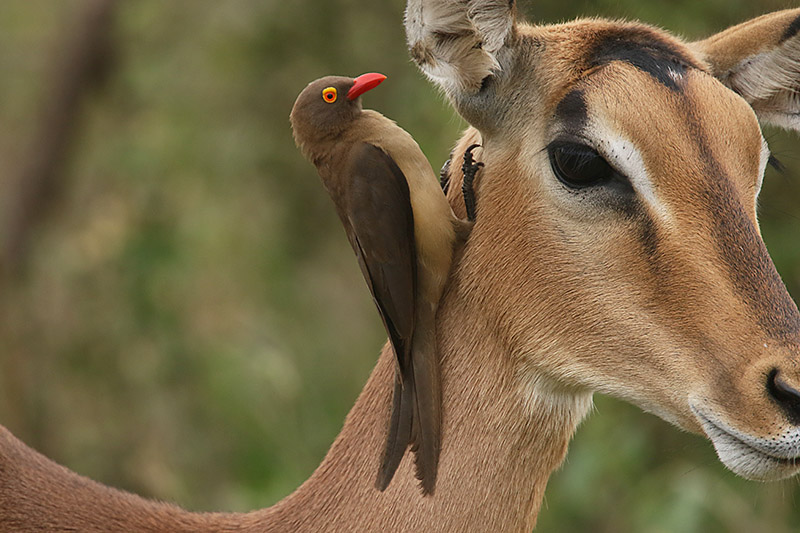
[587,28,701,92]
[554,89,588,131]
[782,13,800,43]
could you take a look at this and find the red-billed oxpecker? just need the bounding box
[290,73,468,494]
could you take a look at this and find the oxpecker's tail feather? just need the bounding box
[376,373,414,491]
[376,319,442,495]
[409,320,441,495]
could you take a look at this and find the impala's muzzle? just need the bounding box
[690,403,800,481]
[689,357,800,481]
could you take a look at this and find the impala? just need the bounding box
[1,1,800,531]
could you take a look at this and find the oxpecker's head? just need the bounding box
[290,73,386,155]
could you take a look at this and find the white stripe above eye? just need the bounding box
[591,126,674,224]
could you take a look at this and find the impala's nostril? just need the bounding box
[767,369,800,425]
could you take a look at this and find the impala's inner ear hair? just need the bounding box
[440,153,453,193]
[768,154,786,173]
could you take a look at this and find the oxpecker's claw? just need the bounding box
[462,144,483,222]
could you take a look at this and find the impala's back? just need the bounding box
[411,2,800,482]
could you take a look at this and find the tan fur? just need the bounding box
[3,3,800,531]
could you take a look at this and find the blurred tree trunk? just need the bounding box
[0,0,117,451]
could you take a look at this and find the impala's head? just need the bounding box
[408,1,800,481]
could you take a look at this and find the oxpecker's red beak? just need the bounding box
[347,72,387,100]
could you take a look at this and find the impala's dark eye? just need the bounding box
[548,142,617,189]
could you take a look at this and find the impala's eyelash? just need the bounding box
[768,154,787,173]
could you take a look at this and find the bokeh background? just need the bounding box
[0,0,799,531]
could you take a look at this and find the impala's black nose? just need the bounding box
[767,369,800,425]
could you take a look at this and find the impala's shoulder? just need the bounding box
[0,424,18,458]
[0,425,43,472]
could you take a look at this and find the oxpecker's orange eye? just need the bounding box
[322,87,337,103]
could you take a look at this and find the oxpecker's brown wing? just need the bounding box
[341,143,418,490]
[343,142,417,366]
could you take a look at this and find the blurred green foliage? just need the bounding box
[0,0,798,531]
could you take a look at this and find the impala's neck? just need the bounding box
[259,261,593,532]
[0,251,592,533]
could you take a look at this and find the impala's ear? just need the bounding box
[405,0,518,130]
[691,8,800,132]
